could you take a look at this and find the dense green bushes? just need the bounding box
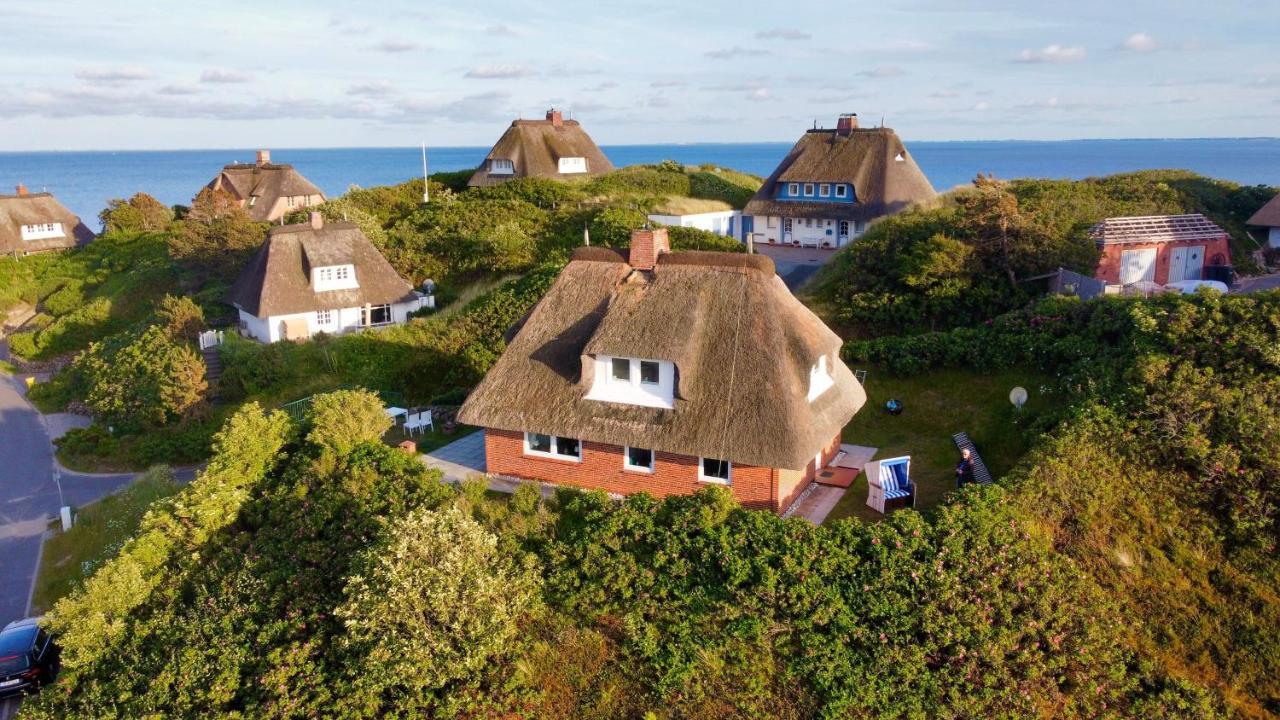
[816,171,1275,336]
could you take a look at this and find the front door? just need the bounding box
[1169,245,1204,282]
[1119,248,1157,285]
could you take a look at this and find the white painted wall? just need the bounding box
[647,210,741,237]
[240,299,421,343]
[584,355,675,409]
[745,214,865,248]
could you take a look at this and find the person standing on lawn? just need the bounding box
[956,448,976,488]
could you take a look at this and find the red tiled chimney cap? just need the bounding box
[15,183,28,196]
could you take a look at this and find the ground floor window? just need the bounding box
[366,304,392,326]
[699,457,732,484]
[524,432,582,461]
[625,446,654,473]
[839,220,849,236]
[316,309,334,326]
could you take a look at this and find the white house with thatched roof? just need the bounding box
[227,213,427,343]
[468,109,614,187]
[203,150,325,222]
[458,227,867,514]
[1247,192,1280,248]
[743,113,934,249]
[0,184,95,257]
[647,198,742,238]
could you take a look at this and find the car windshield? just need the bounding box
[0,628,33,674]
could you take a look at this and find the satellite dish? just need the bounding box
[1009,386,1028,410]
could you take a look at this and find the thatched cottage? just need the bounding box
[0,184,94,257]
[203,150,325,222]
[467,109,614,187]
[1247,192,1280,248]
[227,213,426,343]
[742,113,934,249]
[458,227,866,513]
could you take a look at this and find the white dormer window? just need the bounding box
[803,183,815,197]
[699,457,732,484]
[808,354,835,402]
[490,158,515,175]
[313,264,359,292]
[835,184,848,199]
[586,355,675,409]
[20,223,64,241]
[558,157,588,174]
[895,153,906,162]
[819,184,831,197]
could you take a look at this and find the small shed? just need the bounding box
[1090,214,1232,286]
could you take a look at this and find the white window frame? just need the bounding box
[819,184,830,198]
[767,216,778,229]
[624,446,655,474]
[835,184,848,199]
[316,309,334,326]
[490,158,515,175]
[639,360,660,386]
[366,303,393,327]
[557,156,588,174]
[19,222,65,241]
[787,182,799,196]
[699,457,732,485]
[803,183,815,197]
[523,432,582,462]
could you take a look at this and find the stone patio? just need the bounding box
[783,444,879,525]
[420,430,487,484]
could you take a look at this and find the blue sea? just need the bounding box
[2,138,1278,227]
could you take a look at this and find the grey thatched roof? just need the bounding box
[0,191,95,255]
[1248,193,1280,228]
[468,114,614,187]
[458,247,865,470]
[226,219,416,317]
[206,162,325,221]
[743,127,935,221]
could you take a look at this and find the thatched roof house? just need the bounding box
[204,150,325,222]
[742,114,934,248]
[1248,192,1280,248]
[0,185,94,256]
[467,109,614,187]
[459,228,865,512]
[227,213,421,342]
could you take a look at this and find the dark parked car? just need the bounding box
[0,618,59,697]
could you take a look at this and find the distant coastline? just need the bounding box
[4,137,1279,225]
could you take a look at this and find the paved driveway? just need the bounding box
[753,244,838,291]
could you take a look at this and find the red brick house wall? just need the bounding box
[1094,236,1232,285]
[484,428,841,513]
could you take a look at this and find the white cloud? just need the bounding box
[646,95,673,108]
[74,66,151,82]
[1121,32,1158,52]
[755,28,810,41]
[200,68,252,84]
[157,84,201,96]
[371,39,420,53]
[705,46,764,60]
[746,88,772,101]
[1014,44,1087,63]
[930,90,961,98]
[858,65,905,78]
[486,24,518,36]
[650,80,686,88]
[347,80,396,97]
[972,101,990,111]
[464,64,534,79]
[584,81,618,92]
[389,91,511,123]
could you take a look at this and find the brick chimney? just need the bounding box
[256,149,271,166]
[629,227,670,271]
[15,183,27,196]
[835,113,858,137]
[309,211,324,230]
[546,108,563,127]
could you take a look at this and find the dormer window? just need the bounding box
[808,354,835,402]
[586,355,675,409]
[819,184,831,198]
[787,183,799,196]
[558,157,588,174]
[803,183,815,197]
[313,264,358,292]
[20,223,64,241]
[489,158,515,175]
[895,153,906,162]
[835,184,849,199]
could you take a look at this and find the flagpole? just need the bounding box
[421,143,429,203]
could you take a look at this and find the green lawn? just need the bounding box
[382,421,480,455]
[30,467,181,613]
[825,367,1057,524]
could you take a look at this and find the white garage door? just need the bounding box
[1119,248,1157,285]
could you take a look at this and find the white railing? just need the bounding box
[198,329,224,350]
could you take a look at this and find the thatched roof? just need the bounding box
[1090,214,1228,246]
[458,247,865,470]
[743,126,934,221]
[206,161,324,221]
[226,218,416,317]
[1248,193,1280,228]
[468,111,614,187]
[0,191,94,255]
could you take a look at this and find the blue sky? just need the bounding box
[2,0,1277,150]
